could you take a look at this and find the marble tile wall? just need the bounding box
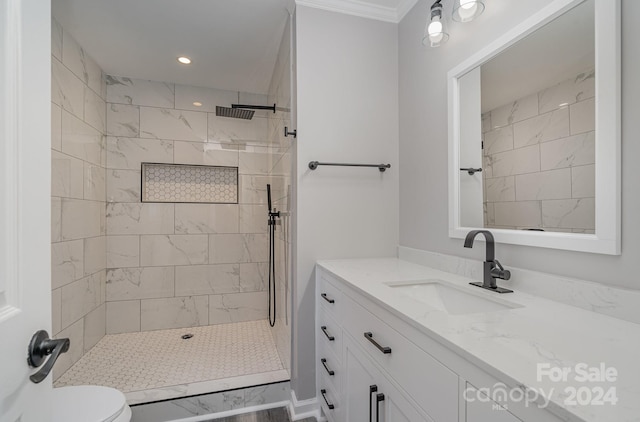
[104,74,291,335]
[130,382,291,422]
[51,18,107,379]
[482,69,595,232]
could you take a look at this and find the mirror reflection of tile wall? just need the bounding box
[482,68,595,233]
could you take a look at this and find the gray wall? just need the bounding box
[294,5,400,399]
[399,0,639,290]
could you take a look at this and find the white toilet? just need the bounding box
[52,385,132,422]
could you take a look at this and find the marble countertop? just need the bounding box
[316,258,640,422]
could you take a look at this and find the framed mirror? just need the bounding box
[448,0,620,254]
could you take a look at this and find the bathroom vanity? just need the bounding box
[315,258,639,422]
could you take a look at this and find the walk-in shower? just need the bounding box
[50,1,294,407]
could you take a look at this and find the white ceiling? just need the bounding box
[52,0,418,93]
[481,0,595,112]
[53,0,293,94]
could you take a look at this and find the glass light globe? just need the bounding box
[452,0,485,22]
[423,16,449,47]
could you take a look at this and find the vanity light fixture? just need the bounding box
[424,0,485,48]
[193,101,203,107]
[423,0,449,47]
[177,56,192,64]
[452,0,485,23]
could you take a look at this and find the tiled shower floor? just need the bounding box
[54,320,289,404]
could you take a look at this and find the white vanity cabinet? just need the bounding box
[316,270,455,422]
[342,294,458,421]
[316,272,344,421]
[465,385,522,422]
[316,266,566,422]
[343,335,429,422]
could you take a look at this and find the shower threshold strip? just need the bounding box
[126,370,289,405]
[54,320,289,405]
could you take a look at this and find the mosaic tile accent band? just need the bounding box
[142,163,238,204]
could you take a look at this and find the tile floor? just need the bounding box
[55,320,286,401]
[207,407,315,422]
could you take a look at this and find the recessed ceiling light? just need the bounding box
[193,102,203,107]
[177,56,192,65]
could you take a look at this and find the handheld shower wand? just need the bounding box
[267,184,280,221]
[267,184,278,327]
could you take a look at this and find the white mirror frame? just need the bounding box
[448,0,621,255]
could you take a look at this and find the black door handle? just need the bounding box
[27,330,70,383]
[369,385,378,422]
[321,389,335,410]
[364,332,391,354]
[376,392,385,422]
[321,358,335,376]
[321,293,335,304]
[321,325,335,341]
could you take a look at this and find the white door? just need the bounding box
[0,0,53,421]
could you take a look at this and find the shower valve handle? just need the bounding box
[284,126,297,138]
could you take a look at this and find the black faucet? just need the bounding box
[464,230,513,293]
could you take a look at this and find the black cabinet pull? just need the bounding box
[321,358,335,376]
[364,332,391,354]
[321,325,335,341]
[321,389,335,410]
[369,385,378,422]
[321,293,335,304]
[376,392,385,422]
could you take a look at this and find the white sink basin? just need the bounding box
[385,279,522,315]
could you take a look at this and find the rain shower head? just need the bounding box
[215,106,255,120]
[215,103,277,120]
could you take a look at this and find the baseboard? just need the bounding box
[288,389,324,421]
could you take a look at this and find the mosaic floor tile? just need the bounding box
[55,320,284,394]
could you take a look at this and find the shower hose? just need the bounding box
[268,213,276,327]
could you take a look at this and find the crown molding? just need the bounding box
[296,0,419,23]
[396,0,420,22]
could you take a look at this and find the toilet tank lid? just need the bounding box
[53,386,127,422]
